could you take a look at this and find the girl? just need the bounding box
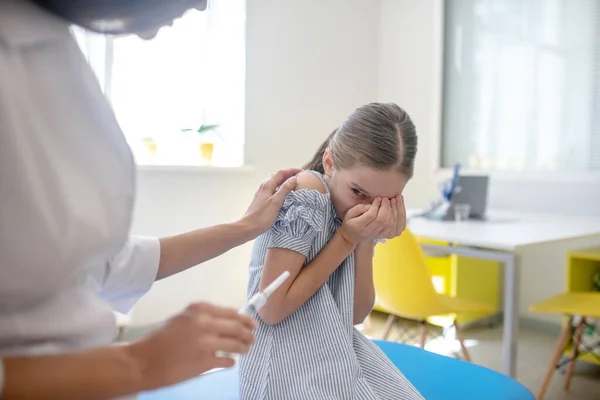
[239,103,422,399]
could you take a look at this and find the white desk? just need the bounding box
[407,210,600,379]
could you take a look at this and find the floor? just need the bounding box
[361,312,600,400]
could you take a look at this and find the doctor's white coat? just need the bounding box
[0,0,161,396]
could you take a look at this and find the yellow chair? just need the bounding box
[416,238,501,327]
[372,228,494,361]
[530,292,600,400]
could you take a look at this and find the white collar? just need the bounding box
[0,0,71,49]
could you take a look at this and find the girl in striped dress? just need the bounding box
[239,103,424,400]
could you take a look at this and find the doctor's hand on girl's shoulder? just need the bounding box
[125,302,257,392]
[241,168,302,236]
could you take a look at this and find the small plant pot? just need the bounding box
[141,138,157,161]
[199,142,214,164]
[180,124,220,165]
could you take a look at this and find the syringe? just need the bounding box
[215,271,290,360]
[238,270,290,316]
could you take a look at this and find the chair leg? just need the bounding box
[564,317,586,391]
[537,316,574,400]
[382,314,396,340]
[454,321,472,362]
[419,321,427,349]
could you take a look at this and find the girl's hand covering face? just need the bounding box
[339,199,381,245]
[339,195,407,245]
[376,195,406,240]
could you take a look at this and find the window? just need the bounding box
[72,0,246,167]
[442,0,600,173]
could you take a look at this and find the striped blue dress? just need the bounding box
[239,171,424,400]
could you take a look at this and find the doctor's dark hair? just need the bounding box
[303,103,418,178]
[32,0,204,34]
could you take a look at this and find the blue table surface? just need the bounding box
[140,340,534,400]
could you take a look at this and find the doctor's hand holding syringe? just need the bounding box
[128,271,291,390]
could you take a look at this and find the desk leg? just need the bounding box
[418,243,519,379]
[502,254,519,378]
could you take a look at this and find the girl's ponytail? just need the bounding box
[302,129,337,174]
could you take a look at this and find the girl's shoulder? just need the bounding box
[293,170,327,194]
[272,170,331,232]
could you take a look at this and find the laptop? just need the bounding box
[444,175,489,221]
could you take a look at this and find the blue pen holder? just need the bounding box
[424,176,464,221]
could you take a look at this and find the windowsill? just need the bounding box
[136,164,256,175]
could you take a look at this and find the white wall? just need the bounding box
[129,0,600,326]
[128,0,379,325]
[377,0,444,209]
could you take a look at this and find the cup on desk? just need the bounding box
[454,203,471,222]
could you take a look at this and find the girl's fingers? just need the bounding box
[385,198,396,237]
[357,198,381,226]
[366,198,388,232]
[345,203,371,220]
[390,197,399,235]
[396,195,407,235]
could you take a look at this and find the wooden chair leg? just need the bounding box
[564,317,586,391]
[419,321,427,349]
[454,321,472,362]
[537,316,574,400]
[382,314,396,340]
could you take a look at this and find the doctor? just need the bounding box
[0,0,299,399]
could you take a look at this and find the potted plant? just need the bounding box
[141,137,157,161]
[181,124,221,165]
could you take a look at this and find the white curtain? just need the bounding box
[72,0,246,167]
[442,0,600,172]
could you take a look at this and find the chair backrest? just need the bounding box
[372,228,442,320]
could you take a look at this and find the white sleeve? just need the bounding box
[100,236,161,314]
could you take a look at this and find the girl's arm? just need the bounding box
[353,240,376,325]
[353,198,397,324]
[258,231,355,325]
[257,172,382,325]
